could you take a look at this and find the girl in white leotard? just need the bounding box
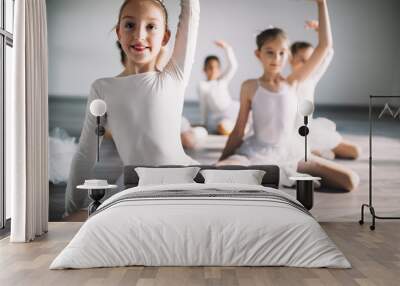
[290,20,361,160]
[235,80,303,186]
[65,0,200,215]
[198,41,239,135]
[219,0,359,191]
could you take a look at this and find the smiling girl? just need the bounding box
[65,0,200,215]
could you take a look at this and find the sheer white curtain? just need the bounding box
[7,0,49,242]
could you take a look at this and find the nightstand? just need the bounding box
[289,176,321,210]
[77,183,117,215]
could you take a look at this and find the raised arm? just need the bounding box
[216,41,238,82]
[64,84,106,215]
[312,48,334,83]
[219,80,255,161]
[288,0,332,84]
[305,20,334,83]
[168,0,200,85]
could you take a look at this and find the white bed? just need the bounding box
[50,183,350,269]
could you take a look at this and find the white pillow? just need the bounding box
[200,169,266,185]
[135,167,200,186]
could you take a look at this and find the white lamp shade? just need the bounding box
[90,99,107,117]
[298,99,314,116]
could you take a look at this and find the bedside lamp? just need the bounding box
[89,99,107,162]
[298,99,314,162]
[289,99,320,211]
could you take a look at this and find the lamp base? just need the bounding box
[88,189,106,215]
[296,180,314,210]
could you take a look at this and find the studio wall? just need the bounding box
[47,0,400,105]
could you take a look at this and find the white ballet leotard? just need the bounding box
[237,81,304,185]
[65,0,200,214]
[198,46,239,130]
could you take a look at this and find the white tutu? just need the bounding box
[49,128,78,184]
[192,126,208,146]
[300,117,342,151]
[237,135,305,187]
[181,117,209,147]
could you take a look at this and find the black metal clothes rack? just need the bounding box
[359,95,400,230]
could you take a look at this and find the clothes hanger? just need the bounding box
[378,103,394,119]
[393,106,400,119]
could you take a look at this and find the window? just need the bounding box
[1,0,14,229]
[5,0,13,33]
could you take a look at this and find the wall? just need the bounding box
[47,0,400,106]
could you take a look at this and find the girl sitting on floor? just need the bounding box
[218,0,359,191]
[198,41,240,135]
[290,20,361,160]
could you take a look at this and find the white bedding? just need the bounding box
[50,183,350,269]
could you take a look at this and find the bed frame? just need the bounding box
[123,165,280,189]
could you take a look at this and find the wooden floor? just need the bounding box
[1,222,400,286]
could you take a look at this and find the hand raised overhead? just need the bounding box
[214,40,229,49]
[305,20,319,31]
